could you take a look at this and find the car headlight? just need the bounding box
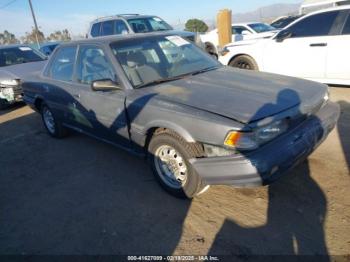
[224,131,258,150]
[224,120,288,151]
[0,79,20,87]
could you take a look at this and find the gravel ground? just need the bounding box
[0,86,349,257]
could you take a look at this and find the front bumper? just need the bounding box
[0,86,23,104]
[190,101,340,187]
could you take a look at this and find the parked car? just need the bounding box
[219,6,350,86]
[270,15,303,29]
[39,42,61,56]
[200,22,279,57]
[0,45,47,109]
[87,14,200,44]
[300,0,350,14]
[23,33,339,198]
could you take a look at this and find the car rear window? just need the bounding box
[0,46,45,67]
[91,23,101,37]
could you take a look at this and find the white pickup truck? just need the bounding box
[200,22,278,57]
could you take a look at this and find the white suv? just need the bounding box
[87,14,197,43]
[219,6,350,86]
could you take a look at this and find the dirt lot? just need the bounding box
[0,86,349,257]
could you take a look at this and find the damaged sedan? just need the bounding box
[22,33,340,198]
[0,45,47,109]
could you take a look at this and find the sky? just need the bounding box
[0,0,301,38]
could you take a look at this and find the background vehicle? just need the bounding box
[270,15,303,29]
[87,14,199,44]
[0,45,47,109]
[200,22,278,57]
[23,33,339,199]
[219,6,350,86]
[300,0,350,14]
[39,42,61,56]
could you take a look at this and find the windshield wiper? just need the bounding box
[136,73,192,88]
[191,66,220,76]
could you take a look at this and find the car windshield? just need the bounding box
[111,35,221,88]
[248,23,276,33]
[0,46,45,67]
[127,17,173,33]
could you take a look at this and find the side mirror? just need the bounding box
[91,79,121,92]
[241,30,251,36]
[276,29,292,42]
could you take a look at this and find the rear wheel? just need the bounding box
[41,103,68,138]
[229,55,258,71]
[148,130,209,198]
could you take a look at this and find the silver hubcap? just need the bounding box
[43,107,55,134]
[154,145,188,189]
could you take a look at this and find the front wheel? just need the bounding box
[148,130,209,198]
[41,103,68,138]
[229,55,259,71]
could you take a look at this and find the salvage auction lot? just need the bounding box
[0,87,349,256]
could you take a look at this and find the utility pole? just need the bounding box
[28,0,40,48]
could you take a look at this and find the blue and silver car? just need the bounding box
[22,33,340,198]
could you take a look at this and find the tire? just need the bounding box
[41,103,68,138]
[229,55,259,71]
[148,130,208,199]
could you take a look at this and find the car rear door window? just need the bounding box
[76,46,115,85]
[289,11,339,37]
[115,20,129,35]
[91,23,101,37]
[49,46,77,82]
[342,14,350,34]
[101,21,114,36]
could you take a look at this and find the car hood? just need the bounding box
[147,67,327,124]
[0,60,46,81]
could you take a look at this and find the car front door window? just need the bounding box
[76,46,115,85]
[49,46,77,82]
[342,13,350,35]
[101,21,114,36]
[288,11,339,38]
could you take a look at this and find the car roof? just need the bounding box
[40,42,61,47]
[285,4,350,29]
[91,14,160,24]
[302,4,350,15]
[58,31,177,47]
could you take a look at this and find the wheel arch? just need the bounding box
[34,95,45,111]
[143,121,196,147]
[204,41,218,55]
[228,53,255,66]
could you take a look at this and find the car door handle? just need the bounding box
[73,94,81,99]
[310,43,327,47]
